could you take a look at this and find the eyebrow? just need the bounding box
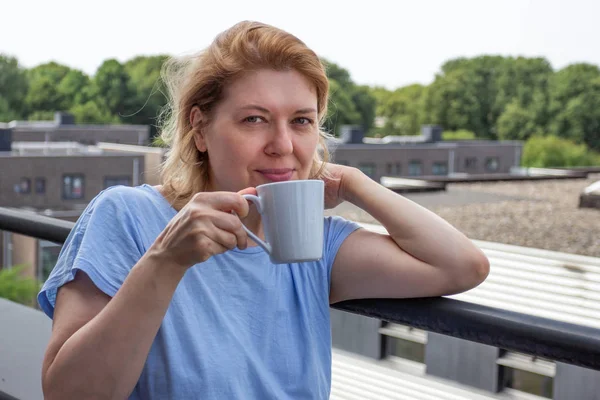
[238,105,317,114]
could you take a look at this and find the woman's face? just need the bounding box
[191,69,320,192]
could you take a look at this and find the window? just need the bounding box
[386,163,401,176]
[432,162,448,176]
[14,178,31,194]
[388,337,426,363]
[503,368,553,398]
[485,157,500,172]
[498,352,555,398]
[408,160,422,176]
[380,323,427,365]
[104,176,132,189]
[358,163,377,179]
[465,157,478,169]
[63,174,85,200]
[35,177,46,194]
[38,241,62,282]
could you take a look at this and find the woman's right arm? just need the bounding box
[41,191,253,400]
[43,254,186,399]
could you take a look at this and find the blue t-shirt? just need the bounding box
[38,184,360,399]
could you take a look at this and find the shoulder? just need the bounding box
[84,184,161,219]
[322,215,362,266]
[324,215,362,237]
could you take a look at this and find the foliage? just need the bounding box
[0,266,41,307]
[376,84,425,136]
[442,129,477,140]
[70,101,119,124]
[1,51,600,163]
[123,55,170,138]
[322,58,377,136]
[522,135,600,168]
[0,54,28,119]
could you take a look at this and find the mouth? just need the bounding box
[256,168,295,182]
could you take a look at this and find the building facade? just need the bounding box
[0,138,161,283]
[329,125,523,183]
[2,112,150,146]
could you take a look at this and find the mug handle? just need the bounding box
[236,194,272,255]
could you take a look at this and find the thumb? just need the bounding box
[237,187,257,196]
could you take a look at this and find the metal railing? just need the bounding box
[1,206,600,372]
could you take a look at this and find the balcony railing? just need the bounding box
[1,206,600,399]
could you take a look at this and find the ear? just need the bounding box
[190,105,207,152]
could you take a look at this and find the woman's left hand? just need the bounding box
[321,163,358,209]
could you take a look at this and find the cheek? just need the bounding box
[296,134,319,163]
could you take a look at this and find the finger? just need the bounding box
[206,226,239,251]
[238,187,257,196]
[198,237,229,261]
[212,213,248,250]
[195,192,249,217]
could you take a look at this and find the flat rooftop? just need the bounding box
[6,120,148,131]
[328,173,600,257]
[0,142,144,158]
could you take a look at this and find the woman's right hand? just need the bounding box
[148,188,256,270]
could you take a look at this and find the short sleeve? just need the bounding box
[38,187,145,319]
[322,216,361,283]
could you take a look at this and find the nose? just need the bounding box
[264,121,293,157]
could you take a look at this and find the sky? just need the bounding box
[1,0,599,90]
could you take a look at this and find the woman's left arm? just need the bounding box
[329,166,490,304]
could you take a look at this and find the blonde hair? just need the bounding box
[158,21,332,209]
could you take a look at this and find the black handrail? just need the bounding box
[1,206,599,371]
[0,207,72,244]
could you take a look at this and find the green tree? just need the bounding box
[70,100,119,124]
[325,79,361,135]
[522,135,600,167]
[123,55,169,137]
[422,56,553,140]
[494,57,552,128]
[322,58,353,90]
[497,99,541,140]
[0,97,21,122]
[0,266,41,307]
[442,129,476,140]
[58,69,92,109]
[93,59,136,121]
[369,86,393,114]
[24,62,71,115]
[27,110,56,121]
[377,84,425,136]
[322,59,376,135]
[0,54,28,120]
[429,56,507,138]
[351,85,377,135]
[548,64,600,150]
[421,68,484,135]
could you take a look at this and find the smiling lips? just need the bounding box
[257,168,295,182]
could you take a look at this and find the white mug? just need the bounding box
[240,180,324,264]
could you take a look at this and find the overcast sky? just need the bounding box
[2,0,599,89]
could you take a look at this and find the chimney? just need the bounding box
[0,128,12,152]
[340,125,365,144]
[54,111,75,125]
[421,125,443,143]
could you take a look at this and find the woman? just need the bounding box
[38,21,489,399]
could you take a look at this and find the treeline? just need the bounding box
[0,55,169,137]
[372,56,600,152]
[1,54,599,165]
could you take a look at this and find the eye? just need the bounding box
[243,116,266,124]
[293,117,313,125]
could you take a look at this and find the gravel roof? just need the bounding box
[328,173,600,257]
